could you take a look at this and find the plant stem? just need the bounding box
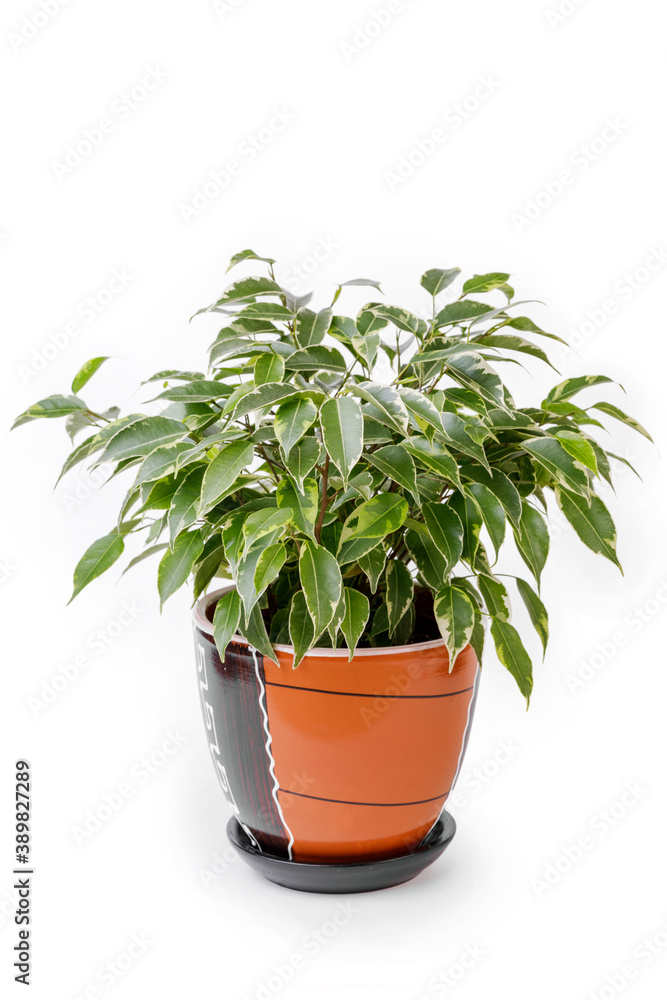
[314,455,330,543]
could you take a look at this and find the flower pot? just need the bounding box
[193,587,480,892]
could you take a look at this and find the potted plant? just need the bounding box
[13,250,651,893]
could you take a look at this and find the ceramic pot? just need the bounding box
[193,588,479,883]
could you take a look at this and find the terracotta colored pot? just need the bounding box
[193,588,479,869]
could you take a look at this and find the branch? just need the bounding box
[314,454,330,543]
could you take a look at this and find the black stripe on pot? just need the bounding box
[194,630,293,858]
[265,681,475,700]
[278,789,451,807]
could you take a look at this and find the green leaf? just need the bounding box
[555,488,622,571]
[358,546,386,593]
[133,442,193,487]
[69,532,124,603]
[239,302,295,322]
[100,416,190,463]
[422,503,464,573]
[464,482,506,558]
[473,333,555,369]
[347,382,410,436]
[254,352,285,386]
[71,357,110,394]
[241,602,278,665]
[284,437,320,492]
[226,249,275,272]
[515,578,549,657]
[366,445,419,500]
[276,477,318,539]
[522,436,591,498]
[289,592,316,669]
[299,541,343,637]
[553,430,598,474]
[433,586,475,669]
[157,530,204,607]
[590,402,653,442]
[405,529,449,590]
[168,465,206,544]
[385,560,414,638]
[343,494,408,541]
[441,351,507,410]
[460,465,522,530]
[242,507,292,555]
[366,304,427,335]
[217,275,282,304]
[320,397,364,489]
[212,590,242,659]
[403,437,462,489]
[199,440,254,513]
[351,332,379,370]
[233,382,311,419]
[478,574,511,622]
[543,375,616,407]
[504,315,567,345]
[462,272,510,295]
[439,412,492,470]
[151,380,230,403]
[274,397,318,459]
[490,618,533,706]
[13,394,87,428]
[396,386,445,435]
[295,307,333,348]
[420,267,461,297]
[341,588,370,659]
[448,492,483,564]
[434,300,494,328]
[513,502,550,588]
[284,346,347,372]
[254,543,287,597]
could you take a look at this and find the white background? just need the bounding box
[1,1,666,997]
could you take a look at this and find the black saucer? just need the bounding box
[226,813,456,894]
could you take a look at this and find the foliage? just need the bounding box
[13,252,652,703]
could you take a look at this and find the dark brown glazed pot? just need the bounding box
[193,587,479,881]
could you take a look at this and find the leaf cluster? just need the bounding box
[13,252,652,703]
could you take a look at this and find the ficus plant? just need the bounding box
[13,251,651,704]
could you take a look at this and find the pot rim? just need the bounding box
[193,585,450,658]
